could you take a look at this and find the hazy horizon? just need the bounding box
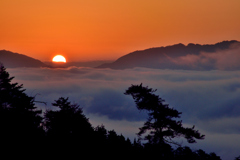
[2,39,240,64]
[1,0,240,61]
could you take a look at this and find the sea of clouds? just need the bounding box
[169,42,240,70]
[7,66,240,160]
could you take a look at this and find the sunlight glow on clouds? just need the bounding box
[170,43,240,70]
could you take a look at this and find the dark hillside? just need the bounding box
[97,40,239,70]
[0,50,47,68]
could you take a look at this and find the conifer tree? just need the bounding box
[44,97,93,137]
[125,84,205,146]
[44,97,94,154]
[0,64,43,146]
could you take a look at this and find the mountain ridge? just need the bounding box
[0,50,48,68]
[1,40,239,69]
[97,40,240,70]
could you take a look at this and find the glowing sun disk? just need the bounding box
[52,55,66,63]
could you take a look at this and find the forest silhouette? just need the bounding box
[1,64,238,159]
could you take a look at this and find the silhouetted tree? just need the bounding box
[174,146,197,160]
[104,129,133,158]
[44,97,94,155]
[195,149,211,160]
[0,64,44,154]
[93,124,112,155]
[174,147,221,160]
[208,152,221,160]
[94,124,108,141]
[107,130,125,149]
[124,84,205,147]
[133,138,142,148]
[235,156,240,160]
[94,125,135,157]
[44,97,93,138]
[0,65,43,141]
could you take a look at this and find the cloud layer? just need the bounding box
[172,43,240,70]
[7,67,240,160]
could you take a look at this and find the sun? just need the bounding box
[52,55,66,63]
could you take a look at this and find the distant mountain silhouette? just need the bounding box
[97,40,240,70]
[0,50,48,68]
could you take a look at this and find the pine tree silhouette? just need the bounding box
[44,97,94,155]
[0,64,43,153]
[125,84,205,146]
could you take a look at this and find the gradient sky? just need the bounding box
[1,0,240,61]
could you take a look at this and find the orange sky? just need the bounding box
[1,0,240,62]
